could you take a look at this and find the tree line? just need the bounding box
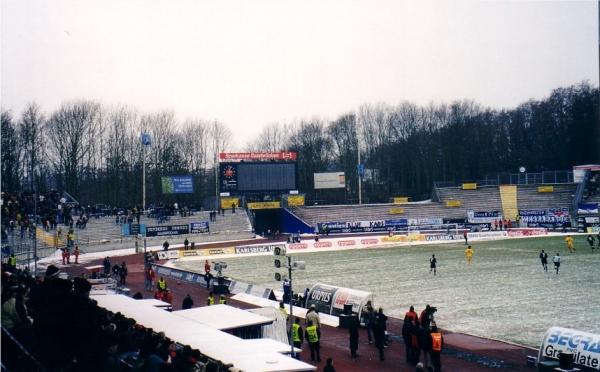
[1,82,598,207]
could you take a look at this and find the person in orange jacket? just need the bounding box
[430,323,444,372]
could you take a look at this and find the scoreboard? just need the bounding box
[220,162,297,192]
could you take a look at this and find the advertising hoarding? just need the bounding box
[314,172,345,189]
[161,176,194,194]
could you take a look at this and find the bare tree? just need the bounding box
[46,100,101,197]
[245,122,290,152]
[1,110,22,192]
[19,102,46,191]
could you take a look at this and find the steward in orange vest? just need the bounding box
[430,325,443,372]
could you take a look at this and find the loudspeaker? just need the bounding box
[559,352,573,370]
[343,304,353,315]
[213,284,229,295]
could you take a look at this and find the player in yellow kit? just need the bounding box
[565,235,575,253]
[464,245,474,264]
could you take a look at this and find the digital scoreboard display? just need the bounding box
[220,162,296,192]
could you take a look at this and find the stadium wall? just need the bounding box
[280,208,314,234]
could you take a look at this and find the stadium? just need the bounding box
[2,2,600,371]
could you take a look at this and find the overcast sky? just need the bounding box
[1,0,598,149]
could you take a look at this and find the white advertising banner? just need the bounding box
[314,172,345,189]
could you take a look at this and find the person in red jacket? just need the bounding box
[204,260,211,274]
[404,305,419,326]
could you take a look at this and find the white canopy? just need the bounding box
[91,294,315,372]
[173,304,273,330]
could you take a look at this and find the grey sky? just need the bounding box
[1,0,598,149]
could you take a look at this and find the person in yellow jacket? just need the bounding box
[157,277,167,292]
[304,320,321,362]
[291,317,303,360]
[565,235,575,253]
[219,295,226,304]
[207,292,215,306]
[430,324,444,372]
[464,245,474,264]
[279,301,289,321]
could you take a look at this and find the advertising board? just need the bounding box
[235,244,284,254]
[314,172,345,189]
[161,176,194,194]
[467,210,502,224]
[247,202,281,209]
[190,222,210,234]
[537,326,600,370]
[393,197,409,204]
[446,200,462,207]
[507,228,547,237]
[317,219,408,234]
[519,208,569,228]
[146,224,190,237]
[462,183,477,190]
[220,197,240,209]
[219,151,297,161]
[287,195,305,207]
[306,284,338,314]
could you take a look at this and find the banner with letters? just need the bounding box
[145,224,190,237]
[578,203,599,214]
[519,208,570,227]
[235,244,285,254]
[317,219,408,234]
[467,210,502,223]
[247,201,281,209]
[190,221,210,234]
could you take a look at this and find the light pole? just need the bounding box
[141,133,151,211]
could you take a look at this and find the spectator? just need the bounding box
[363,300,375,344]
[219,295,227,304]
[145,266,155,291]
[204,271,213,289]
[157,276,167,292]
[103,257,111,276]
[163,241,170,251]
[182,294,194,309]
[184,238,189,250]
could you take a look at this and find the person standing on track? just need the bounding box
[565,235,575,253]
[553,253,561,274]
[539,250,548,272]
[464,245,474,264]
[429,254,437,275]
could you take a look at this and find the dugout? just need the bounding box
[306,283,373,319]
[537,326,600,371]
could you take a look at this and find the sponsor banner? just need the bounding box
[317,219,408,234]
[247,201,281,209]
[337,239,356,247]
[585,217,600,223]
[235,244,284,254]
[288,243,309,250]
[380,235,410,243]
[219,151,297,161]
[146,224,190,237]
[157,250,181,260]
[462,183,477,190]
[467,210,502,224]
[313,241,333,248]
[190,221,210,234]
[408,217,444,226]
[446,200,462,207]
[331,287,372,316]
[388,208,404,214]
[360,238,379,245]
[161,175,194,194]
[220,197,240,210]
[393,197,409,204]
[537,185,554,193]
[587,226,600,233]
[287,195,305,206]
[578,203,599,214]
[151,264,208,286]
[199,247,235,256]
[306,284,338,315]
[426,234,462,242]
[467,231,508,240]
[314,172,345,189]
[507,228,547,237]
[538,326,600,370]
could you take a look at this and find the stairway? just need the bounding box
[499,185,518,220]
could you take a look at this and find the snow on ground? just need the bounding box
[175,235,600,348]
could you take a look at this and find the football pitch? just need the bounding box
[176,235,600,347]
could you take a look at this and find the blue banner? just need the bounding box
[161,176,194,194]
[190,221,210,234]
[578,203,599,214]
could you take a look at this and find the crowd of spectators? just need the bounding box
[1,264,228,371]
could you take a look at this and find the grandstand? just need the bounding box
[288,183,579,230]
